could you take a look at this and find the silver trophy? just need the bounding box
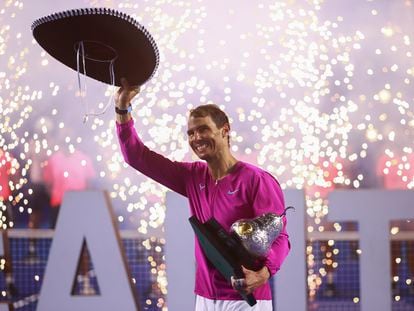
[189,206,293,306]
[230,206,294,258]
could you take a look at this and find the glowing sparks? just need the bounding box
[1,0,414,306]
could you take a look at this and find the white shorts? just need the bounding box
[195,295,273,311]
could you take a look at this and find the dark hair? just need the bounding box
[189,104,231,145]
[189,104,230,130]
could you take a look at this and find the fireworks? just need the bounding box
[1,0,413,307]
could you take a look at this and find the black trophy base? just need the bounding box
[189,216,262,307]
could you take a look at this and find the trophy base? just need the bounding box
[189,216,261,307]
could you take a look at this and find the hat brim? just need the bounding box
[32,8,159,86]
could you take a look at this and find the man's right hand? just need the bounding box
[115,78,140,109]
[115,78,140,123]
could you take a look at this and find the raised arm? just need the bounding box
[115,78,191,196]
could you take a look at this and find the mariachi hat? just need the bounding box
[31,8,159,86]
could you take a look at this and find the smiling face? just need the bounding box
[187,115,229,162]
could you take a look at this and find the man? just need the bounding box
[115,78,290,310]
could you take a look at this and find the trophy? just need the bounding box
[189,206,293,306]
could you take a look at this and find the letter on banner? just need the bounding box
[164,192,195,311]
[37,191,140,311]
[274,189,307,311]
[0,230,11,311]
[328,189,414,311]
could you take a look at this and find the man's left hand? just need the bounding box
[231,265,270,295]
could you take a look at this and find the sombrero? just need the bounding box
[32,8,159,86]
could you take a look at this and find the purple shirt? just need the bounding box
[117,119,290,300]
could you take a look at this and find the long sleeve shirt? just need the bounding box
[117,119,290,300]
